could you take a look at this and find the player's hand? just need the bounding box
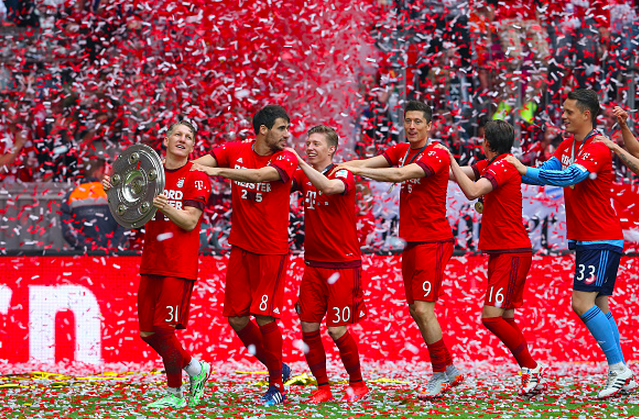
[592,135,617,150]
[152,193,169,211]
[284,146,303,163]
[102,175,112,192]
[333,162,358,175]
[190,162,218,176]
[504,155,527,175]
[432,142,453,160]
[612,106,629,128]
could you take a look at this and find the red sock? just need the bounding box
[302,330,329,387]
[236,320,268,366]
[141,328,190,388]
[334,331,363,384]
[482,317,536,369]
[426,338,450,373]
[259,321,284,391]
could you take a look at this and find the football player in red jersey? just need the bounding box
[339,101,464,400]
[506,90,636,398]
[192,105,298,405]
[286,125,368,403]
[103,120,212,409]
[439,120,546,398]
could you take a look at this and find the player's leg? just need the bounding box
[251,253,289,405]
[224,247,269,366]
[325,266,368,402]
[138,275,195,408]
[301,321,332,403]
[480,253,544,398]
[404,242,459,399]
[571,247,632,398]
[481,253,537,366]
[573,291,623,364]
[298,266,332,402]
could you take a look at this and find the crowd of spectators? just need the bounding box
[1,0,639,253]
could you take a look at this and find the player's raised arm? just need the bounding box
[435,144,491,200]
[613,106,639,158]
[597,136,639,176]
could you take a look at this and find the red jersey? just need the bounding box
[292,165,361,267]
[472,155,531,252]
[554,137,623,241]
[140,161,211,280]
[383,142,453,243]
[212,141,298,255]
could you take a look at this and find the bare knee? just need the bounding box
[228,316,249,331]
[410,303,435,323]
[572,290,598,317]
[327,326,347,341]
[140,331,154,338]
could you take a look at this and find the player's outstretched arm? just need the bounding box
[504,155,588,187]
[597,136,639,176]
[613,106,639,158]
[192,154,219,168]
[337,155,389,171]
[285,147,345,195]
[202,166,282,183]
[348,162,425,183]
[152,194,203,231]
[433,144,476,181]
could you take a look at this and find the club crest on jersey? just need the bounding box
[177,178,185,188]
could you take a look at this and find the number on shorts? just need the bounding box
[422,280,432,297]
[165,305,179,323]
[259,295,269,311]
[488,287,504,305]
[576,264,596,282]
[332,306,351,323]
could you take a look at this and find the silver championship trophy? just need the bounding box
[107,144,165,229]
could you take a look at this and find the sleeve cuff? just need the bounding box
[525,167,541,182]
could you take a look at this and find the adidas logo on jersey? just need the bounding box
[237,157,243,163]
[273,307,280,314]
[359,310,366,317]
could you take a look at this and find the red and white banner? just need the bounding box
[1,254,637,372]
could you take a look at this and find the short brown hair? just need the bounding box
[307,125,339,151]
[167,120,196,138]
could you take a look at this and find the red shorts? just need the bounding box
[297,265,366,326]
[223,247,289,319]
[402,241,453,304]
[138,274,195,331]
[484,252,532,309]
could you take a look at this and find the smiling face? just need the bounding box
[262,117,291,152]
[404,110,432,147]
[305,132,334,169]
[164,123,195,159]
